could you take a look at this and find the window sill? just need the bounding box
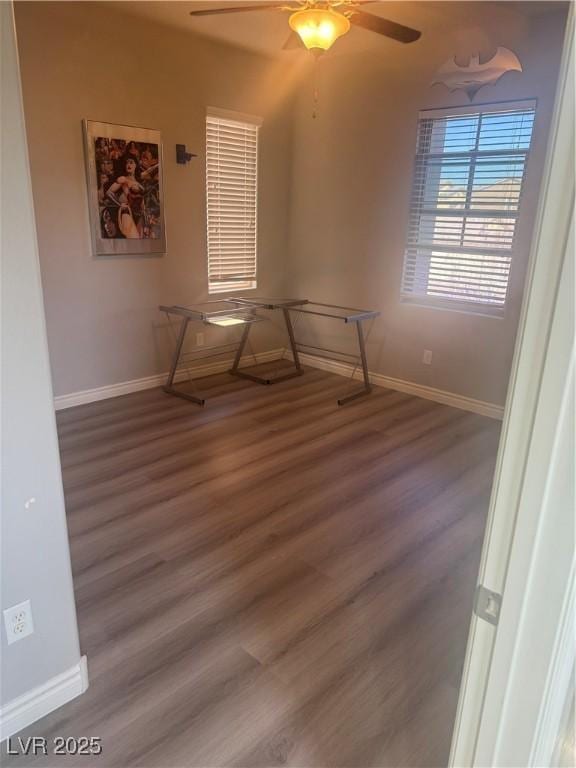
[400,295,505,319]
[209,282,257,295]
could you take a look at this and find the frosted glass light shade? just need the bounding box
[289,8,350,51]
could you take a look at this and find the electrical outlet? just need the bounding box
[422,350,433,365]
[196,332,205,346]
[4,600,34,645]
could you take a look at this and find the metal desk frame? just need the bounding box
[232,297,307,385]
[159,298,306,405]
[284,302,380,406]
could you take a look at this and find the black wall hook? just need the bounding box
[176,144,197,164]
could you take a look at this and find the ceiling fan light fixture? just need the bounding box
[288,8,350,52]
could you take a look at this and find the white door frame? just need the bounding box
[450,12,574,767]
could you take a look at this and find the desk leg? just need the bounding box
[230,321,252,375]
[245,307,305,384]
[357,319,371,391]
[229,310,304,385]
[163,317,205,405]
[283,308,302,373]
[337,320,372,406]
[228,321,269,384]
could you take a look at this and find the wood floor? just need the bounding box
[4,365,501,768]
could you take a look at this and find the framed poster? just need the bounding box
[83,120,166,256]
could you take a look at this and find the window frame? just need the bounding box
[400,99,537,317]
[205,107,262,295]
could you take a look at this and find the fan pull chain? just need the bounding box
[312,53,321,119]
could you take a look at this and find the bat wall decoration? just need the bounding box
[431,47,522,100]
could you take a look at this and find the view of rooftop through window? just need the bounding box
[402,102,536,311]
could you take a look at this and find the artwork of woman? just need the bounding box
[84,120,165,255]
[106,156,145,238]
[94,137,161,240]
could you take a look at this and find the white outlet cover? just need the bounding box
[3,600,34,644]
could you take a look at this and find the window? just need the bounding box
[206,109,260,294]
[401,101,536,313]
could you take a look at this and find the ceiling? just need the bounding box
[111,1,568,59]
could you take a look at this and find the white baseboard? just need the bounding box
[54,347,504,420]
[54,349,284,411]
[289,350,504,420]
[0,656,88,741]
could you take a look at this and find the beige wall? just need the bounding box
[287,7,567,406]
[14,1,298,398]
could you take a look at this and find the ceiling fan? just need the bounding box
[189,1,421,54]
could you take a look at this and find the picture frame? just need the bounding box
[82,120,166,256]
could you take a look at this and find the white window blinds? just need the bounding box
[206,111,260,293]
[401,102,536,312]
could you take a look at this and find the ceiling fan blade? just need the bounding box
[190,4,293,16]
[282,31,302,50]
[349,11,421,43]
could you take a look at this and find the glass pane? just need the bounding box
[478,110,535,151]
